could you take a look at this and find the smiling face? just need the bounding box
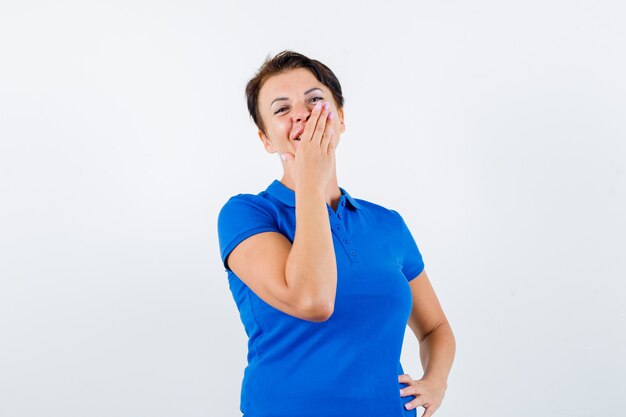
[256,67,345,155]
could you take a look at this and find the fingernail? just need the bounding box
[323,102,330,110]
[328,111,333,120]
[315,102,322,110]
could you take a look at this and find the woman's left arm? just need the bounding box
[399,269,456,415]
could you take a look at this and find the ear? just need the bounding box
[337,107,346,134]
[258,130,275,153]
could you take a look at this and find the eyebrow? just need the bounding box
[270,87,323,107]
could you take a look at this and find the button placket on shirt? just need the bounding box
[329,197,361,265]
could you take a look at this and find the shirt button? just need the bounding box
[341,201,346,206]
[335,224,340,230]
[350,251,356,256]
[337,213,342,219]
[343,239,350,244]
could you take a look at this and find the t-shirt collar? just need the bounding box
[265,179,361,210]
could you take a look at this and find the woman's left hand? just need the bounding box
[398,373,447,416]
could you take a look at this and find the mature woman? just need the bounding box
[217,50,455,417]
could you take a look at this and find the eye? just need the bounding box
[274,97,324,115]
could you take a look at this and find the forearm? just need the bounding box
[418,322,456,387]
[285,185,337,314]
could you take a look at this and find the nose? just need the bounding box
[292,102,311,123]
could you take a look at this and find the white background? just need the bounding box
[1,1,624,416]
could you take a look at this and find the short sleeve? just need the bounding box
[217,194,282,272]
[390,209,425,282]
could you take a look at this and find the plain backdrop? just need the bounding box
[1,1,624,416]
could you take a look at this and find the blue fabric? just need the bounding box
[217,179,425,417]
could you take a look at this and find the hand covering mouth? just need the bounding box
[291,127,305,141]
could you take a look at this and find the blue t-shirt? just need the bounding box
[217,179,425,417]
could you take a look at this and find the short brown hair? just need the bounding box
[245,50,345,136]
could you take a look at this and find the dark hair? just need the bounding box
[245,50,345,136]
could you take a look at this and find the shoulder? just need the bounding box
[351,196,402,225]
[216,193,281,238]
[218,192,276,217]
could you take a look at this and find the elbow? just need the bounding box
[312,305,334,322]
[308,309,334,322]
[302,299,334,322]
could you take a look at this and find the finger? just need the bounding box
[302,102,324,143]
[421,403,438,417]
[311,101,331,145]
[321,109,333,151]
[404,397,425,412]
[421,405,435,417]
[322,128,333,154]
[399,386,415,397]
[398,374,413,383]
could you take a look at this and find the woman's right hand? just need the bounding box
[281,101,336,193]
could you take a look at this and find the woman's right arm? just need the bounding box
[226,186,336,322]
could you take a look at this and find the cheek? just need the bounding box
[266,122,288,140]
[276,120,291,134]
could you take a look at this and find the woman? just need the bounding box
[217,50,455,417]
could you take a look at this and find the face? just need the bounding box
[256,67,345,155]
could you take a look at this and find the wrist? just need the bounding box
[296,183,326,198]
[422,374,448,390]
